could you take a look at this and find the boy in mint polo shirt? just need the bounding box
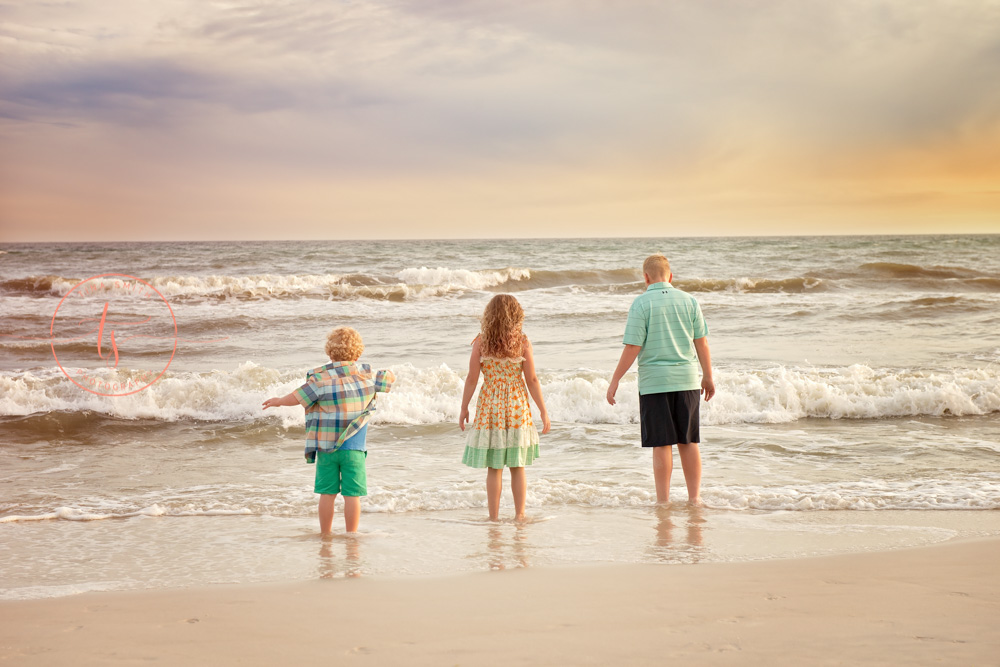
[263,327,395,534]
[607,254,715,504]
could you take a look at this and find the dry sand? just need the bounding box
[2,537,998,666]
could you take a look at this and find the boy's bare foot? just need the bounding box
[687,497,702,506]
[514,513,526,523]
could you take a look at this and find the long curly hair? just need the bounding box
[479,294,525,358]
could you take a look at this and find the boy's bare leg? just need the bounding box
[677,442,702,504]
[318,493,338,534]
[343,496,361,533]
[486,468,503,521]
[652,446,673,503]
[509,466,526,521]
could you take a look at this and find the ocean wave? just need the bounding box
[676,276,827,293]
[705,478,1000,511]
[2,362,998,426]
[394,266,531,290]
[843,295,996,321]
[854,263,1000,290]
[0,270,530,301]
[0,504,254,524]
[5,260,996,303]
[3,477,997,524]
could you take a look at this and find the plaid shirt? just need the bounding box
[294,361,395,463]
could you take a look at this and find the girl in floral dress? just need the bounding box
[459,294,551,521]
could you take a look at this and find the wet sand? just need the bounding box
[1,537,997,666]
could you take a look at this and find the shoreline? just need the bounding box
[2,536,997,665]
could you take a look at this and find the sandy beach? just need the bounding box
[2,537,997,666]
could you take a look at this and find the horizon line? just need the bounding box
[3,231,999,244]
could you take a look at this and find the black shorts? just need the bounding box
[639,390,701,447]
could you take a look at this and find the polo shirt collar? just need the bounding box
[646,281,672,291]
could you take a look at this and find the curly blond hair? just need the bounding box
[325,327,364,361]
[480,294,525,358]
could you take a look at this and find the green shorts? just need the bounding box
[314,449,367,497]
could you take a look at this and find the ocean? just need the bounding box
[2,235,999,599]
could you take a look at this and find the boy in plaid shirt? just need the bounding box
[263,327,395,534]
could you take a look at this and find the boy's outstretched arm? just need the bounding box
[694,337,715,401]
[262,392,299,410]
[607,344,641,405]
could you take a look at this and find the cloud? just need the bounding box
[1,0,998,239]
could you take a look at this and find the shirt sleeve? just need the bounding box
[622,298,647,347]
[294,380,319,407]
[692,300,709,339]
[374,369,396,393]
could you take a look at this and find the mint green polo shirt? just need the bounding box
[623,281,709,395]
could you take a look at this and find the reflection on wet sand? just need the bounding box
[318,534,363,579]
[651,504,706,562]
[484,522,531,571]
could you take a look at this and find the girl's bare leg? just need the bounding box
[318,493,338,534]
[509,466,526,521]
[677,442,702,504]
[652,446,673,503]
[486,468,503,521]
[343,496,361,533]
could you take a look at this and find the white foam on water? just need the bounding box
[27,268,535,301]
[3,363,997,425]
[37,463,78,475]
[703,478,1000,511]
[0,504,254,523]
[0,581,129,601]
[394,266,531,290]
[5,476,998,522]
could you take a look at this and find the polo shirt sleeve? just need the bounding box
[375,369,395,393]
[294,379,319,407]
[622,298,647,347]
[692,300,709,339]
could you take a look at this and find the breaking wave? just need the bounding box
[4,260,997,303]
[2,362,998,426]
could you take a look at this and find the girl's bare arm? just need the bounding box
[521,338,551,434]
[459,337,482,431]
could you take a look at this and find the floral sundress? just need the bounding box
[462,353,540,469]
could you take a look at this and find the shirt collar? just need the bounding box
[646,281,672,291]
[314,360,357,376]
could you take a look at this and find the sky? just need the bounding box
[1,0,999,241]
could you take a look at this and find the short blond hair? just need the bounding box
[642,254,671,281]
[325,327,364,361]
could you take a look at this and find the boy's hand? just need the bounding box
[701,377,715,402]
[459,406,469,431]
[262,397,282,410]
[606,379,619,405]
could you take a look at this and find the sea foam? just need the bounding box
[1,362,998,425]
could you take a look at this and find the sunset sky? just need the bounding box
[1,1,998,241]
